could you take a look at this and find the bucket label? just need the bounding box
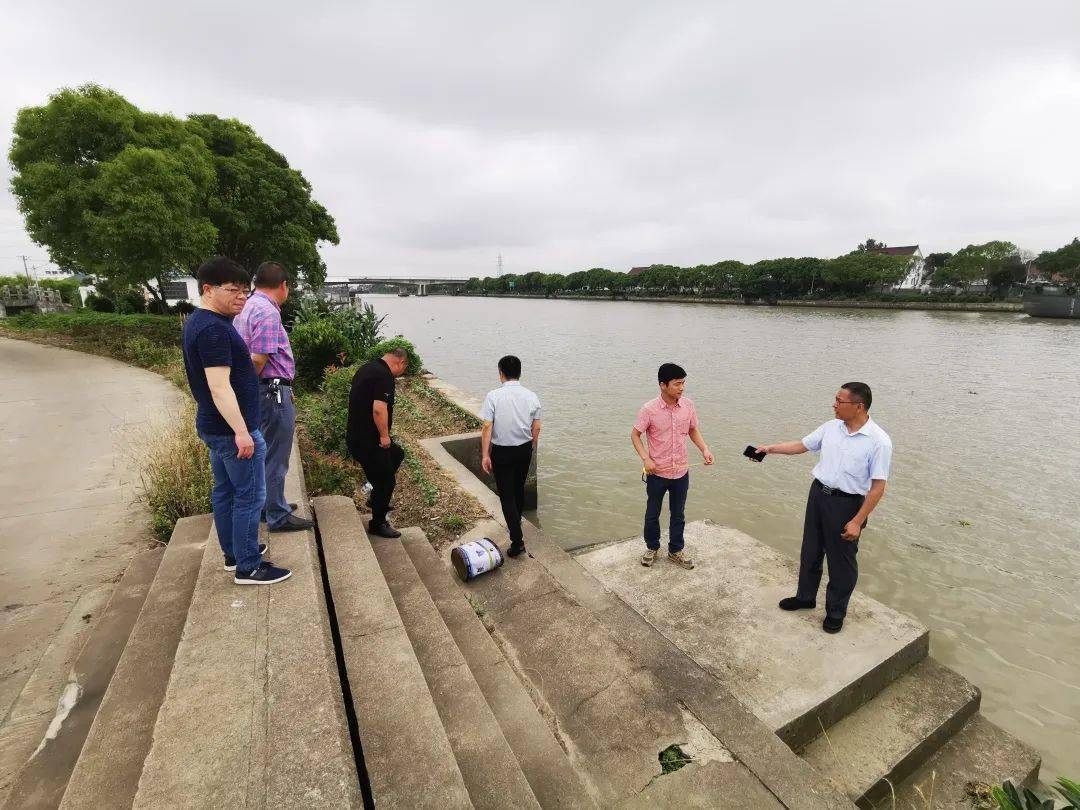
[460,538,502,579]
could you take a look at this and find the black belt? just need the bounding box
[260,378,292,387]
[813,479,862,498]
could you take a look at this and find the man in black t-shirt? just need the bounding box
[347,348,410,538]
[183,256,291,586]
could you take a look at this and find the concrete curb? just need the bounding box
[312,496,471,809]
[59,514,212,810]
[400,529,599,809]
[374,528,540,810]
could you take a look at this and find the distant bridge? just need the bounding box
[325,276,472,297]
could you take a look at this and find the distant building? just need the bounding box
[871,245,926,289]
[627,266,650,277]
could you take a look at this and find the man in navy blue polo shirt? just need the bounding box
[183,256,291,586]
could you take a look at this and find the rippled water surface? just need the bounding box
[372,294,1080,777]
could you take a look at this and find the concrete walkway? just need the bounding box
[0,337,182,802]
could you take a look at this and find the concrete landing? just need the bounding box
[575,522,928,747]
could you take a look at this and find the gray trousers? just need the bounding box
[796,480,865,620]
[260,384,296,529]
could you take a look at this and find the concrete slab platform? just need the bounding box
[880,714,1041,809]
[800,657,980,805]
[400,528,598,809]
[59,514,212,810]
[374,529,539,810]
[312,496,470,810]
[135,452,360,808]
[575,522,929,747]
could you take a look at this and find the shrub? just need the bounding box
[138,407,212,541]
[295,364,355,458]
[302,446,360,496]
[290,303,387,390]
[86,293,115,312]
[368,336,423,375]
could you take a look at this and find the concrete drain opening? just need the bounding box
[658,744,692,775]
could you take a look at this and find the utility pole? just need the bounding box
[497,253,503,276]
[19,255,32,285]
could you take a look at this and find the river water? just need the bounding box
[370,293,1080,778]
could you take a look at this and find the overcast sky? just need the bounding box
[2,1,1079,280]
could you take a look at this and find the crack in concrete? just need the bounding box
[567,674,622,720]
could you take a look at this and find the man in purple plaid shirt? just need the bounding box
[234,261,314,532]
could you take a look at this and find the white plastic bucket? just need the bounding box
[451,537,504,581]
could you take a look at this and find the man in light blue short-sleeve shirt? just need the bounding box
[754,382,892,634]
[480,355,542,559]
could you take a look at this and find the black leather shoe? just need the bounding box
[269,513,315,532]
[823,616,844,634]
[778,597,816,611]
[368,521,402,539]
[507,541,526,558]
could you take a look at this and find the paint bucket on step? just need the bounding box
[451,537,504,581]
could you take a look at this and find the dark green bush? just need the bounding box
[368,336,423,375]
[290,303,387,390]
[295,364,355,458]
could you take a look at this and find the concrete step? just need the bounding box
[58,514,212,810]
[875,714,1041,809]
[800,657,980,806]
[0,585,112,807]
[399,529,598,809]
[134,486,360,807]
[453,522,787,808]
[373,529,540,810]
[4,545,163,809]
[312,496,471,809]
[574,523,930,751]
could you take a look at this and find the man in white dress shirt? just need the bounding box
[755,382,892,633]
[480,356,542,558]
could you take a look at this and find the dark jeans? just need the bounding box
[491,442,533,545]
[796,480,865,620]
[643,472,689,553]
[200,429,266,575]
[260,384,296,529]
[353,442,405,526]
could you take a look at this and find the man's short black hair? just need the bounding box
[842,381,872,409]
[498,355,521,380]
[658,362,686,385]
[196,256,249,294]
[254,261,289,289]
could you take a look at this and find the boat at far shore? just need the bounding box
[1022,284,1080,318]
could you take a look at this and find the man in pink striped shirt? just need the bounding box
[631,363,714,569]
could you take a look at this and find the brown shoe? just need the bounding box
[641,549,659,567]
[667,550,695,570]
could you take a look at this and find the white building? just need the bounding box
[875,245,927,290]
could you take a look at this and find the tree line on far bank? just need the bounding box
[464,237,1080,300]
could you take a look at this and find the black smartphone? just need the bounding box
[743,445,766,462]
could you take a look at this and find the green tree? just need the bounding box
[186,115,338,286]
[947,241,1017,290]
[1035,238,1080,283]
[857,238,887,252]
[9,85,338,301]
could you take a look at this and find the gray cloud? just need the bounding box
[3,0,1079,279]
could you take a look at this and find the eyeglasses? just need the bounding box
[834,398,860,406]
[217,285,251,297]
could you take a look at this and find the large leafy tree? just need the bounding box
[944,241,1017,289]
[1036,238,1080,283]
[185,115,338,287]
[9,85,338,300]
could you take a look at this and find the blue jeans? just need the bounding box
[643,472,689,552]
[200,429,266,574]
[260,385,296,529]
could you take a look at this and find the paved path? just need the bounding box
[0,337,183,799]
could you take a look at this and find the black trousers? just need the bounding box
[353,442,405,526]
[491,442,533,545]
[796,480,865,620]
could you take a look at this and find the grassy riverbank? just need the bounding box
[0,310,485,544]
